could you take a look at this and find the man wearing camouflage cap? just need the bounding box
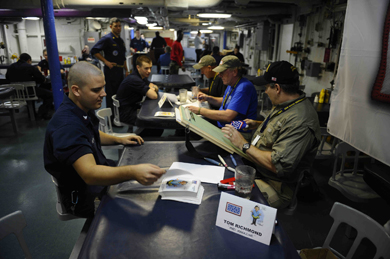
[221,60,321,209]
[187,55,258,141]
[192,55,226,108]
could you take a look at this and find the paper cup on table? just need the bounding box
[191,86,199,99]
[235,165,256,199]
[179,89,188,103]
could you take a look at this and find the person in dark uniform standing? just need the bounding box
[130,29,149,71]
[91,17,128,115]
[150,31,167,73]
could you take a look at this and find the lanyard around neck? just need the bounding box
[259,96,306,134]
[222,77,241,109]
[209,73,218,93]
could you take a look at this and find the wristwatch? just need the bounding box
[242,143,250,154]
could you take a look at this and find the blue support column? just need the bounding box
[41,0,63,110]
[223,30,227,50]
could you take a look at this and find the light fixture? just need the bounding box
[208,26,224,30]
[197,13,231,18]
[202,23,209,26]
[200,29,213,33]
[137,20,148,25]
[134,16,147,20]
[146,23,157,27]
[190,31,198,34]
[22,17,40,20]
[148,27,163,30]
[169,29,175,31]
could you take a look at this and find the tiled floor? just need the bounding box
[1,69,389,258]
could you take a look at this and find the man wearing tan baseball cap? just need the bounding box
[187,55,258,141]
[192,55,226,107]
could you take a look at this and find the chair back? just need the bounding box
[0,84,27,108]
[96,108,114,134]
[112,95,122,127]
[323,202,390,259]
[161,66,169,75]
[13,81,38,100]
[316,127,339,159]
[0,210,32,259]
[51,176,80,221]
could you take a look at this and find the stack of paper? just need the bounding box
[158,169,204,205]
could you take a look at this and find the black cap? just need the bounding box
[253,61,299,86]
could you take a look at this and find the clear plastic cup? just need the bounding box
[235,165,256,199]
[191,86,199,99]
[179,89,187,103]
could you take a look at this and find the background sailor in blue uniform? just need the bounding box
[130,29,149,71]
[91,17,128,115]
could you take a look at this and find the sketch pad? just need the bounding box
[176,105,251,160]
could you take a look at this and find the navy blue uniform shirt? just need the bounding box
[44,94,114,190]
[37,59,64,71]
[116,69,150,107]
[6,61,45,83]
[91,32,126,66]
[130,37,148,52]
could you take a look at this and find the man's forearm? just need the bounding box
[246,146,276,173]
[199,108,236,122]
[99,130,121,145]
[93,53,107,64]
[205,96,222,107]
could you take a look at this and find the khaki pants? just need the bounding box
[255,178,294,209]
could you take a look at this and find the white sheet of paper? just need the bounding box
[216,192,277,245]
[169,162,225,184]
[165,93,179,103]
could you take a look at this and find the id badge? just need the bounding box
[251,135,261,146]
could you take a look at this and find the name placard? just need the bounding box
[215,192,277,245]
[158,93,174,108]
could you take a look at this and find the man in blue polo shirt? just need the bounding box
[187,56,258,141]
[91,17,128,116]
[44,62,165,218]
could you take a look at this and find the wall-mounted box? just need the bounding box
[255,22,269,51]
[306,61,321,77]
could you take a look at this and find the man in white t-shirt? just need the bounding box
[194,31,203,62]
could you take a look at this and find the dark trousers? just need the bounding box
[154,49,165,73]
[104,66,124,114]
[169,61,180,75]
[196,49,203,62]
[36,87,53,117]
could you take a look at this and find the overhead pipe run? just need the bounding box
[16,20,29,54]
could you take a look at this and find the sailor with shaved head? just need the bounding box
[44,62,165,218]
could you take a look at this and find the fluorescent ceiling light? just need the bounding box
[137,20,148,25]
[146,23,157,27]
[190,31,198,34]
[134,16,147,20]
[200,30,213,33]
[208,26,224,30]
[202,23,210,26]
[197,13,231,18]
[23,17,40,20]
[169,29,175,31]
[148,27,163,30]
